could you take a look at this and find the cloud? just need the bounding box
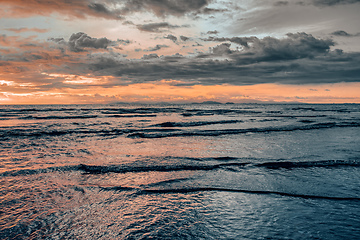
[311,0,360,6]
[145,44,170,52]
[136,22,188,32]
[68,32,114,52]
[141,53,160,60]
[164,34,178,43]
[211,43,232,55]
[274,1,290,6]
[0,0,212,20]
[296,0,360,6]
[5,28,49,33]
[203,32,335,61]
[84,50,359,87]
[207,30,219,35]
[80,32,357,87]
[49,32,118,52]
[120,0,211,17]
[0,0,123,19]
[195,7,229,15]
[180,35,190,41]
[331,30,360,37]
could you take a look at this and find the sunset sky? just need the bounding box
[1,0,360,104]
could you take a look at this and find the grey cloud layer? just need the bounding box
[2,32,359,91]
[78,32,359,86]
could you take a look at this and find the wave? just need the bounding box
[0,107,78,113]
[152,120,242,128]
[107,114,157,118]
[180,109,262,117]
[256,159,360,169]
[291,107,352,113]
[77,163,249,174]
[0,165,80,177]
[101,107,183,114]
[72,184,360,201]
[3,159,358,177]
[127,121,360,138]
[20,115,98,120]
[0,128,126,139]
[138,187,360,201]
[0,162,249,177]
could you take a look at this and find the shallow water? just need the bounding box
[1,103,360,239]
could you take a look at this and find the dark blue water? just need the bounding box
[1,103,360,239]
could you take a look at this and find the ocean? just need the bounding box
[1,103,360,239]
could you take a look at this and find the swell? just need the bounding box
[1,107,263,117]
[0,165,81,177]
[19,115,98,120]
[77,163,249,174]
[127,121,360,138]
[152,120,242,128]
[2,159,358,177]
[0,128,126,139]
[256,159,360,169]
[0,127,182,139]
[0,163,249,177]
[138,187,360,201]
[81,185,360,201]
[8,120,356,139]
[291,107,354,113]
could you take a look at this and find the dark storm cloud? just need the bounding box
[331,30,360,37]
[136,22,187,32]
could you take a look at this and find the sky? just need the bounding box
[1,0,360,104]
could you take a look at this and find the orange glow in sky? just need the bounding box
[1,79,359,105]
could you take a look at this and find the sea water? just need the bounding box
[1,103,360,239]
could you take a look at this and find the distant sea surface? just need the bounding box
[1,103,360,239]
